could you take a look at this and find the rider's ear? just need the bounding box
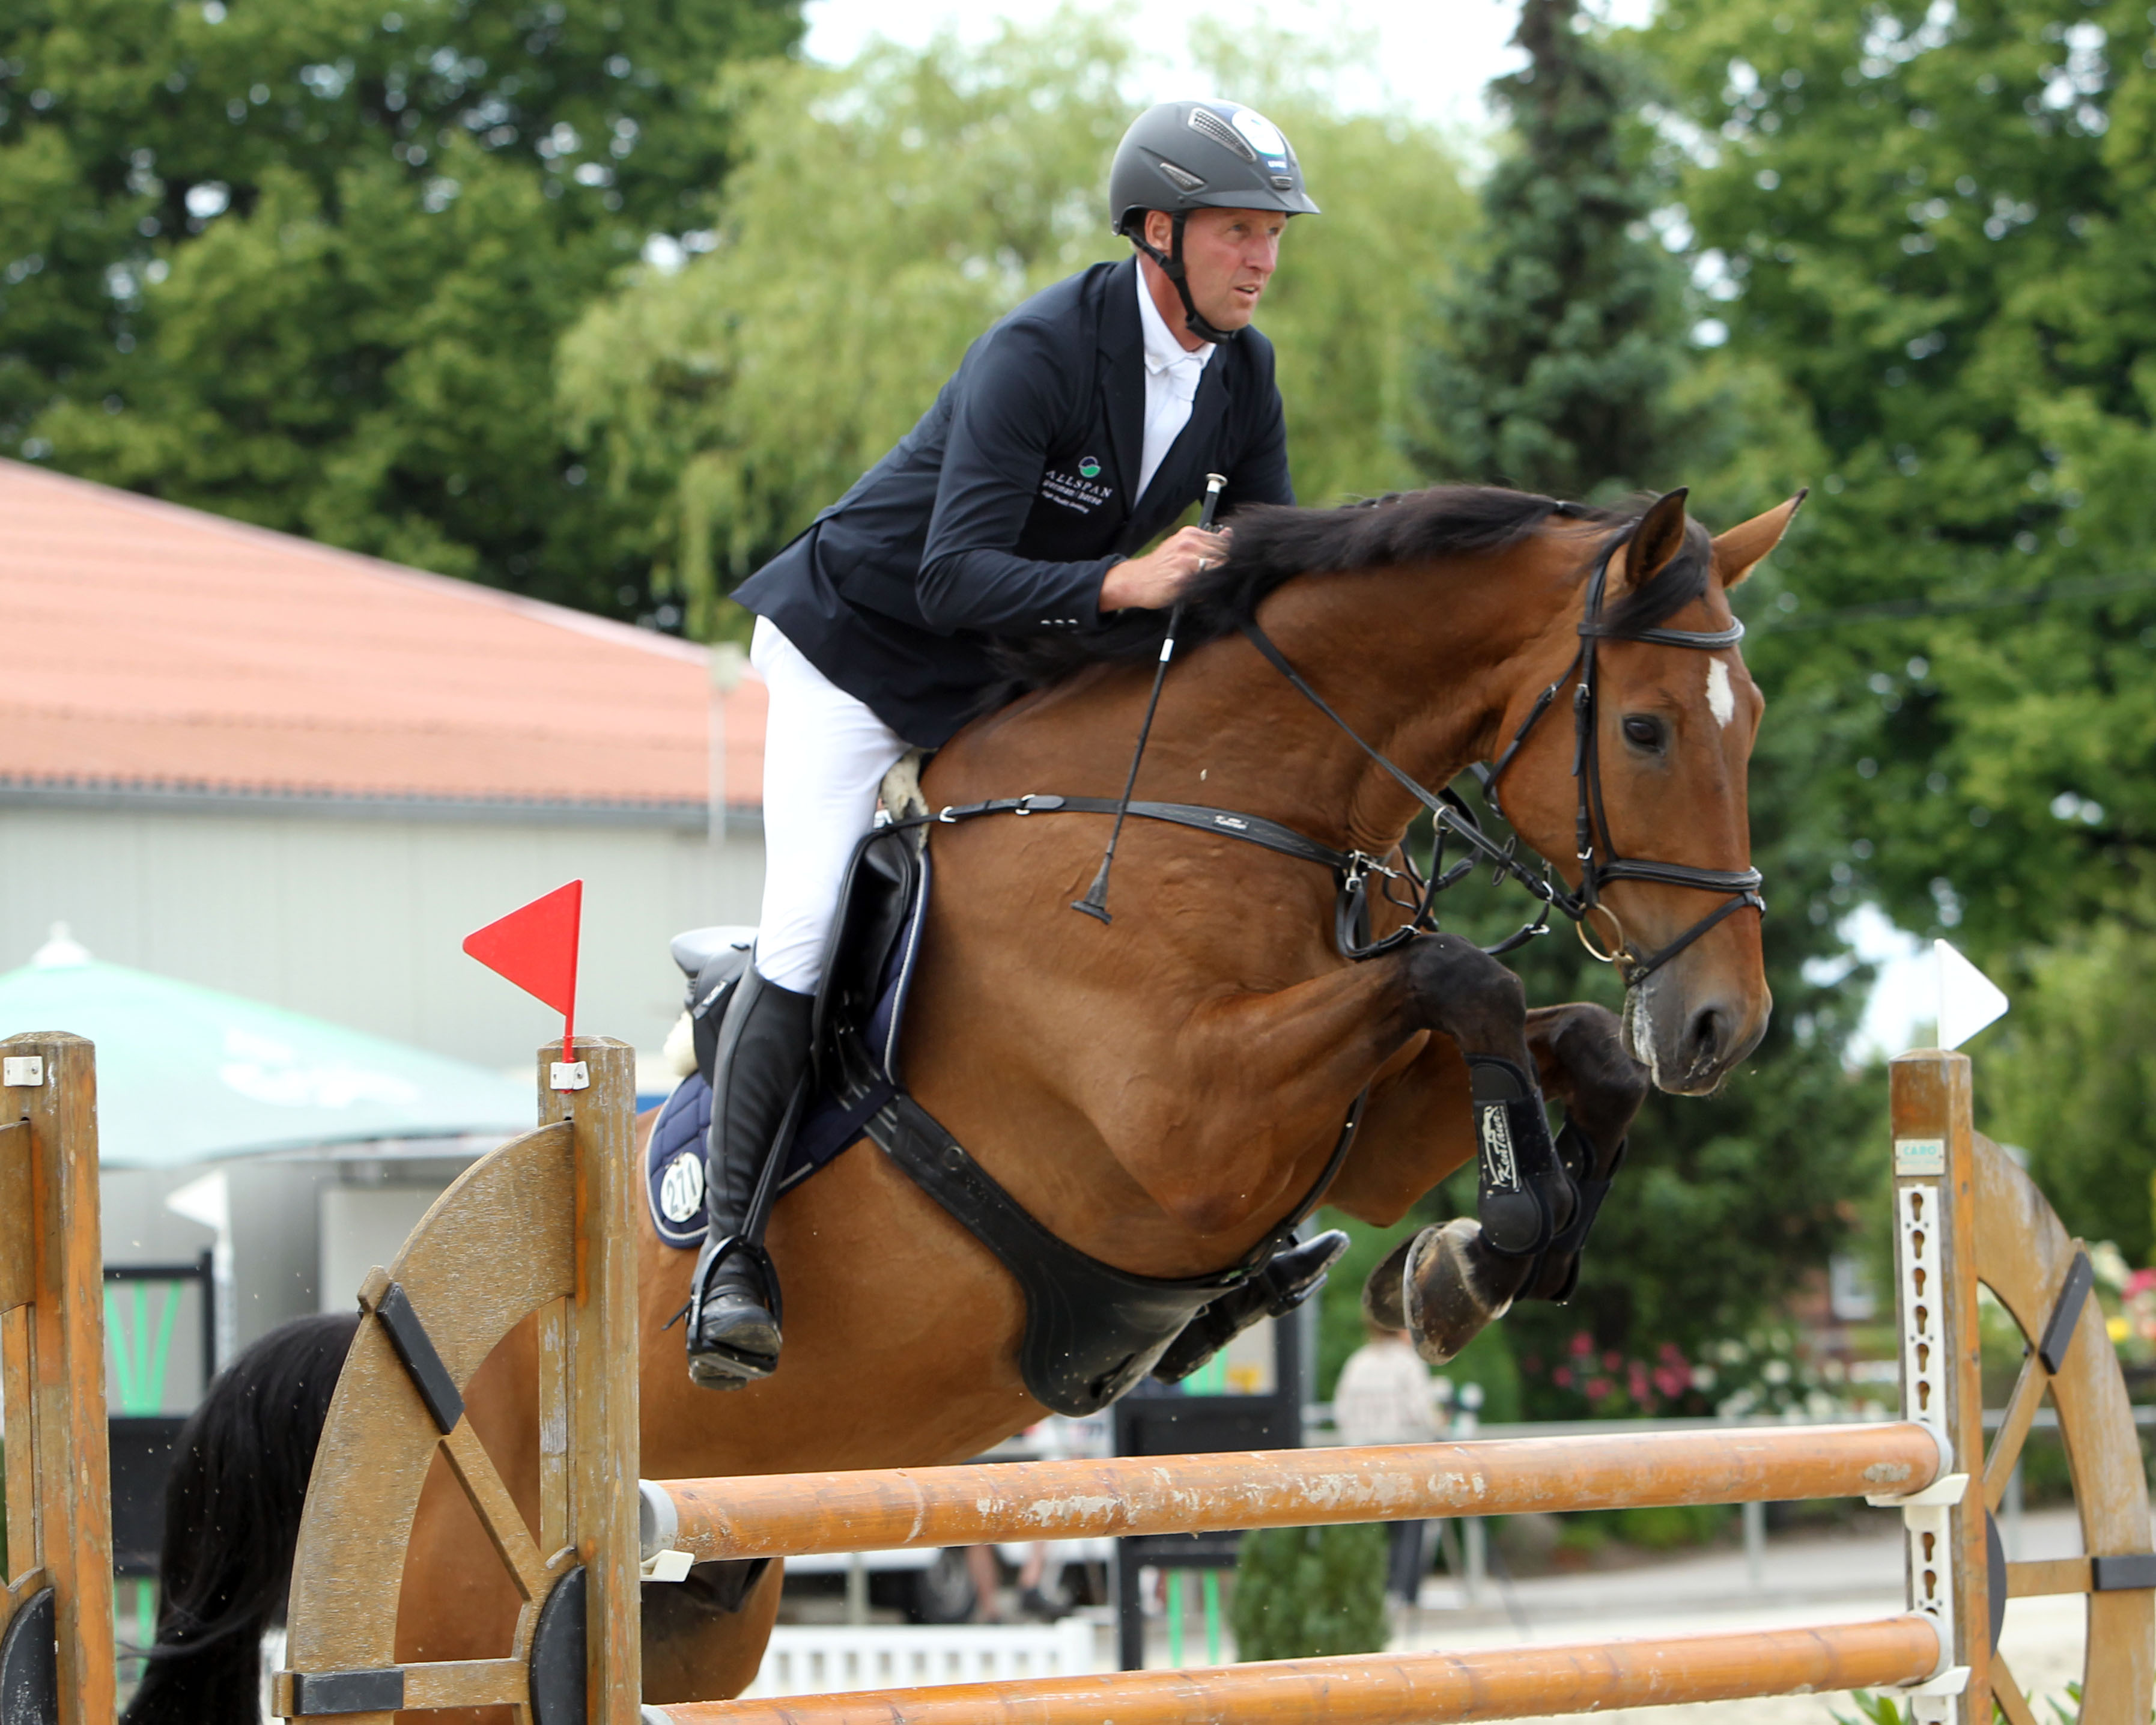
[1710,490,1809,588]
[1611,487,1690,595]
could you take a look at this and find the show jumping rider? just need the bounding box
[685,100,1322,1389]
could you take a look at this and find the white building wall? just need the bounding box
[0,803,765,1069]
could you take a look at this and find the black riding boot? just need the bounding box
[686,968,816,1390]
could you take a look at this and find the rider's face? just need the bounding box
[1143,207,1287,342]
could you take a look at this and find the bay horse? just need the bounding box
[124,484,1796,1723]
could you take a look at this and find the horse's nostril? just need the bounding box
[1685,1006,1725,1069]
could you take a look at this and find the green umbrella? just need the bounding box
[0,934,535,1168]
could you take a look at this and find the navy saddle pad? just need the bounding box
[646,843,931,1250]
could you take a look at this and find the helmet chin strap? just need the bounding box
[1132,209,1239,345]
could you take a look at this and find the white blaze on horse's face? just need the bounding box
[1705,658,1736,729]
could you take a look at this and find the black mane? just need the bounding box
[991,484,1714,695]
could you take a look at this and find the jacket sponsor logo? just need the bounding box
[1040,464,1115,514]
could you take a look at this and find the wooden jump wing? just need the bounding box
[272,1039,641,1725]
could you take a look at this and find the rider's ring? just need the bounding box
[1196,558,1210,574]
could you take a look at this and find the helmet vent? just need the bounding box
[1156,159,1206,192]
[1186,106,1257,162]
[1269,174,1293,190]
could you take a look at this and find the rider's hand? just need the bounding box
[1099,526,1230,613]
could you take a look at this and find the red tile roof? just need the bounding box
[0,460,764,811]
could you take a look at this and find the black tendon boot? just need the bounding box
[686,969,816,1389]
[1465,1055,1574,1261]
[1395,1056,1578,1364]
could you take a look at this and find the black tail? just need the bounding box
[120,1311,359,1725]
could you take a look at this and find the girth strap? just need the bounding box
[862,1079,1367,1417]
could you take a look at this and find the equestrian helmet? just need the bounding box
[1108,100,1320,235]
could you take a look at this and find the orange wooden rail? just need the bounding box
[645,1421,1941,1565]
[657,1614,1942,1724]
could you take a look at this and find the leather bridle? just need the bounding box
[1238,523,1764,985]
[1463,526,1767,984]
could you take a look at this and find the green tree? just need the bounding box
[1412,0,1710,497]
[1645,0,2156,1266]
[557,13,1474,639]
[2,0,798,610]
[1644,0,2156,969]
[1985,902,2156,1265]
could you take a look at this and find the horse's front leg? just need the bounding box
[1351,944,1639,1363]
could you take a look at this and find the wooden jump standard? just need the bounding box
[1,1033,115,1725]
[3,1027,2145,1725]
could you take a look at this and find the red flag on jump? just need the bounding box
[463,881,583,1057]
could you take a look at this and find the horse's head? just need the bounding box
[1492,488,1801,1095]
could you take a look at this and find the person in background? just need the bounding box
[1334,1315,1444,1607]
[963,1541,1067,1624]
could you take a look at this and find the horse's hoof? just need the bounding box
[1361,1235,1415,1331]
[1402,1218,1516,1365]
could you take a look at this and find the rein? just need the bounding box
[917,529,1764,985]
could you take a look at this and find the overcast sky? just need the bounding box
[799,0,1597,136]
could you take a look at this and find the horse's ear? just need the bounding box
[1711,490,1809,588]
[1611,487,1690,595]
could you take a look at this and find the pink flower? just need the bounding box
[1602,1350,1623,1372]
[1659,1342,1688,1366]
[1653,1365,1689,1398]
[1553,1366,1574,1388]
[2128,1268,2156,1297]
[1570,1331,1595,1358]
[1585,1377,1613,1401]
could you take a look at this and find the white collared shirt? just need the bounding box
[1135,262,1215,498]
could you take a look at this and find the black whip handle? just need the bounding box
[1071,472,1227,923]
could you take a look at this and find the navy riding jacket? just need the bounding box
[731,257,1294,747]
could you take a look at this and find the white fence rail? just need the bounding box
[742,1619,1097,1698]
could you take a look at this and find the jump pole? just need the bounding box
[640,1423,1942,1562]
[658,1616,1944,1725]
[268,1044,2152,1725]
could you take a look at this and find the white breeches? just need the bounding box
[749,617,908,994]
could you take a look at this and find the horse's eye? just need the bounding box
[1622,716,1665,750]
